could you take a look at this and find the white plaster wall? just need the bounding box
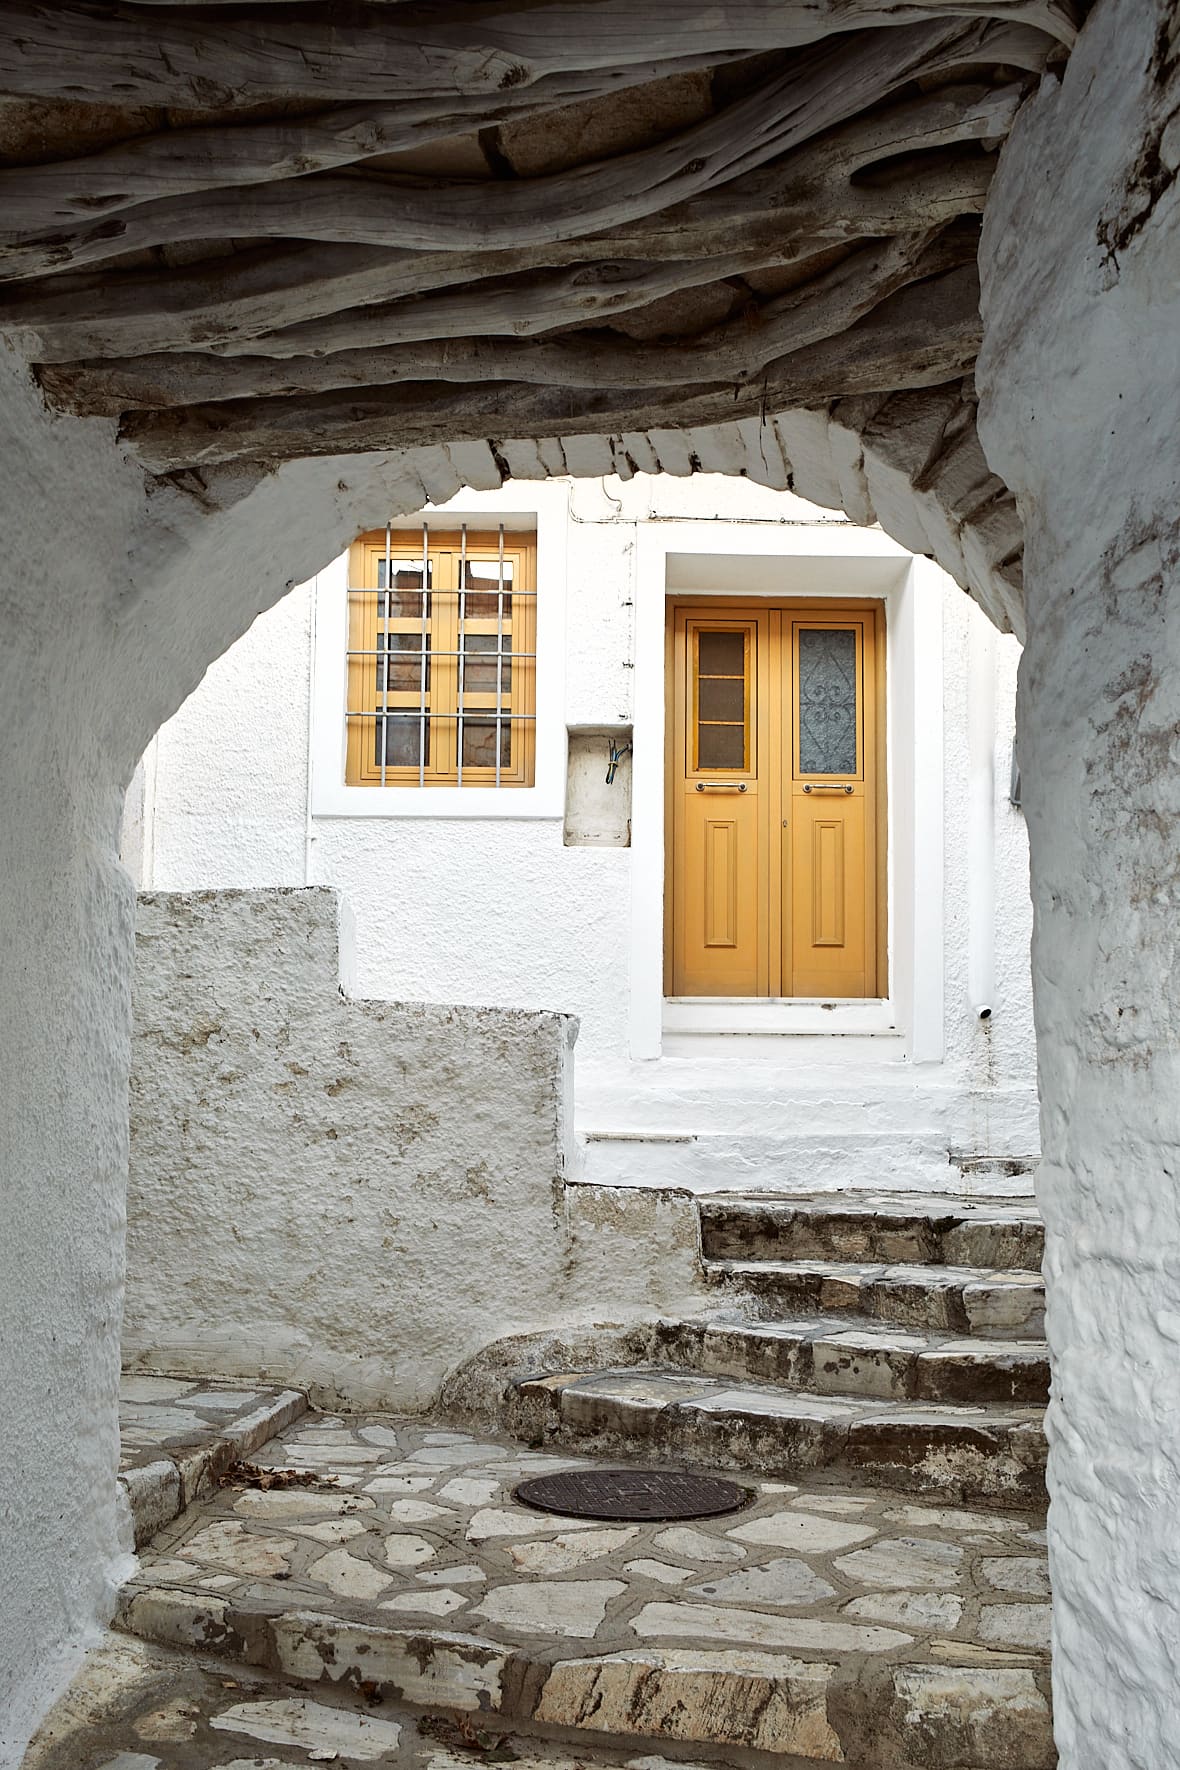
[147,584,313,888]
[136,473,1037,1129]
[0,346,513,1764]
[124,887,708,1406]
[0,325,1046,1760]
[977,1,1180,1763]
[940,595,1037,1102]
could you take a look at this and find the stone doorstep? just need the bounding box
[111,1586,1054,1768]
[705,1259,1047,1340]
[650,1316,1050,1407]
[699,1196,1044,1274]
[509,1371,1047,1504]
[118,1385,309,1548]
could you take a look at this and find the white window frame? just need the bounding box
[309,489,568,818]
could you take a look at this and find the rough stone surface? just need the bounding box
[117,1378,306,1548]
[977,0,1180,1762]
[124,888,576,1412]
[97,1409,1051,1767]
[5,9,1169,1765]
[0,340,495,1767]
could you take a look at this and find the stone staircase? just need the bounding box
[27,1190,1055,1770]
[502,1192,1048,1503]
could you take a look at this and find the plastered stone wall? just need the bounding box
[5,16,1159,1740]
[0,258,1045,1760]
[976,2,1180,1765]
[123,886,706,1408]
[0,346,482,1763]
[138,474,1035,1101]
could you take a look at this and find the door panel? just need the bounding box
[786,615,875,997]
[810,818,846,948]
[668,598,884,999]
[671,613,765,995]
[703,818,740,946]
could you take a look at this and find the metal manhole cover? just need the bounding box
[513,1468,752,1522]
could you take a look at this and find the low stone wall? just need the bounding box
[124,888,597,1410]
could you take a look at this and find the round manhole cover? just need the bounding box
[513,1468,752,1523]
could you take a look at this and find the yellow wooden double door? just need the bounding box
[667,599,885,999]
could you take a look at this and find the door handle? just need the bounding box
[695,782,747,792]
[802,783,853,794]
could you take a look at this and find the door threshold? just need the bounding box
[663,997,897,1036]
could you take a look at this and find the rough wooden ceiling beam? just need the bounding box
[119,262,982,471]
[41,229,978,414]
[0,58,735,230]
[0,1,1078,112]
[0,82,1019,362]
[0,20,1018,282]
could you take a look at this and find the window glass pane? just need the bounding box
[376,713,429,769]
[377,557,432,617]
[462,718,512,770]
[698,723,745,769]
[798,627,857,775]
[698,629,744,676]
[463,558,514,619]
[462,631,511,695]
[378,632,429,693]
[698,676,744,722]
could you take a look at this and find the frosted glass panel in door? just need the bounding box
[798,628,857,775]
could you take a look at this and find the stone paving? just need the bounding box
[118,1374,307,1546]
[22,1633,691,1770]
[107,1407,1055,1767]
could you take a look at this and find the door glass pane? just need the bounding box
[698,722,745,769]
[698,629,744,676]
[698,676,744,722]
[696,627,748,771]
[798,628,857,775]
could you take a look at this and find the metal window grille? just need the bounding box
[344,521,537,788]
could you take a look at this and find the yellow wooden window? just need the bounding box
[346,525,537,787]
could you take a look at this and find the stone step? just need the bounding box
[117,1373,308,1547]
[509,1368,1046,1503]
[700,1193,1044,1271]
[100,1409,1054,1770]
[651,1314,1050,1406]
[706,1256,1046,1339]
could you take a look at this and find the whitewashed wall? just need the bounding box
[124,886,707,1408]
[132,474,1037,1166]
[978,0,1180,1761]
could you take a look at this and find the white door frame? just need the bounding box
[627,522,946,1063]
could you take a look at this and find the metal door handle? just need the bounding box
[803,783,853,794]
[695,782,747,792]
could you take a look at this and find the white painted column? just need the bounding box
[978,2,1180,1763]
[628,521,669,1060]
[966,619,996,1021]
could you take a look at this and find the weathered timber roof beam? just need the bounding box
[0,1,1079,111]
[118,262,982,472]
[41,229,977,414]
[0,80,1019,361]
[0,57,742,229]
[0,21,1021,282]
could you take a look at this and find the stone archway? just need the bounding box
[0,2,1177,1765]
[0,331,1026,1767]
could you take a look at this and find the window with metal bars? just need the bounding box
[345,524,537,787]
